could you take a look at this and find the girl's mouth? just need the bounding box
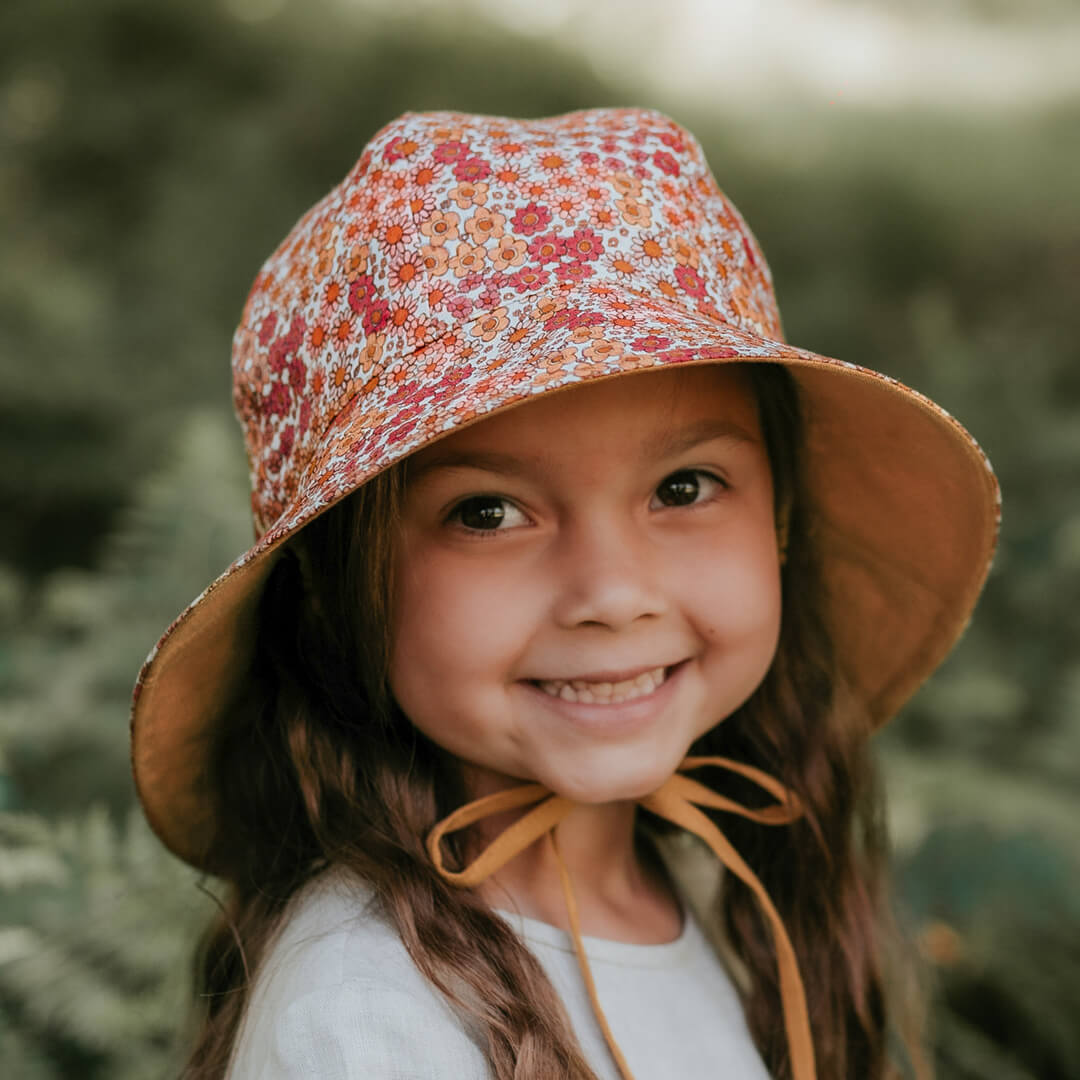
[528,663,683,706]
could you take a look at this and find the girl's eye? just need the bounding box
[651,469,725,509]
[448,495,529,533]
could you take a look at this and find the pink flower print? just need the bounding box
[632,334,673,351]
[279,423,296,459]
[258,313,277,346]
[460,271,485,293]
[579,151,599,166]
[566,309,605,330]
[267,381,292,419]
[549,187,585,222]
[652,150,680,176]
[448,180,489,209]
[384,134,420,162]
[538,152,567,170]
[528,232,568,263]
[448,241,487,279]
[432,139,470,164]
[464,207,507,244]
[615,197,652,228]
[567,227,604,263]
[419,209,460,247]
[675,264,707,299]
[506,266,551,293]
[447,293,474,321]
[659,130,686,153]
[298,399,312,437]
[454,155,492,183]
[476,280,502,309]
[512,202,552,236]
[554,261,594,283]
[362,298,392,336]
[469,306,510,342]
[490,236,528,271]
[347,274,378,316]
[287,354,307,392]
[419,244,450,277]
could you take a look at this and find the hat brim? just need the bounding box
[131,281,999,871]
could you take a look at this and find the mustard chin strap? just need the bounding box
[426,756,816,1080]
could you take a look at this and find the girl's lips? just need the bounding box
[519,660,689,736]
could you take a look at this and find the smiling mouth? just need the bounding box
[529,664,679,705]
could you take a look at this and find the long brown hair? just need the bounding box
[179,363,926,1079]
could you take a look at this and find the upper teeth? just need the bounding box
[538,666,667,704]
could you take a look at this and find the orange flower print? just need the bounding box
[631,233,666,266]
[589,204,619,230]
[419,209,460,247]
[410,159,440,187]
[464,207,506,244]
[448,241,487,278]
[315,243,336,281]
[605,253,637,279]
[615,197,652,228]
[389,252,424,290]
[670,235,699,267]
[419,244,450,277]
[360,332,386,372]
[425,284,449,311]
[469,306,510,342]
[611,171,643,198]
[534,293,568,322]
[582,337,624,363]
[448,180,489,209]
[380,214,415,255]
[490,236,528,271]
[344,243,370,281]
[322,279,343,309]
[657,280,679,300]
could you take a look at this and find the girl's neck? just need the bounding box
[460,767,684,945]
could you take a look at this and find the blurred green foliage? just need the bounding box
[1,0,1077,1076]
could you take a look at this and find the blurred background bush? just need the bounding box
[1,0,1077,1076]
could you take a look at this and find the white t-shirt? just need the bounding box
[226,866,771,1079]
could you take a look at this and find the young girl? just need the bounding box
[130,107,1000,1080]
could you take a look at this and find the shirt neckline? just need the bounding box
[494,900,699,969]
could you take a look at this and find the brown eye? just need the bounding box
[653,469,723,508]
[449,495,528,533]
[455,496,506,530]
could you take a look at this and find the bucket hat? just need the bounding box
[131,105,999,871]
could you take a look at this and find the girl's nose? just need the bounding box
[550,513,668,631]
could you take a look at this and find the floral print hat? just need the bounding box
[131,107,1000,873]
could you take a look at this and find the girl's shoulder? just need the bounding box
[226,866,488,1079]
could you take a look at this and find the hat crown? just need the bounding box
[231,108,784,535]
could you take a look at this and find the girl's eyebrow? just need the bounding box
[407,417,758,483]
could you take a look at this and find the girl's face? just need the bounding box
[388,365,782,804]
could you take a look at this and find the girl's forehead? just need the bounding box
[415,366,761,462]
